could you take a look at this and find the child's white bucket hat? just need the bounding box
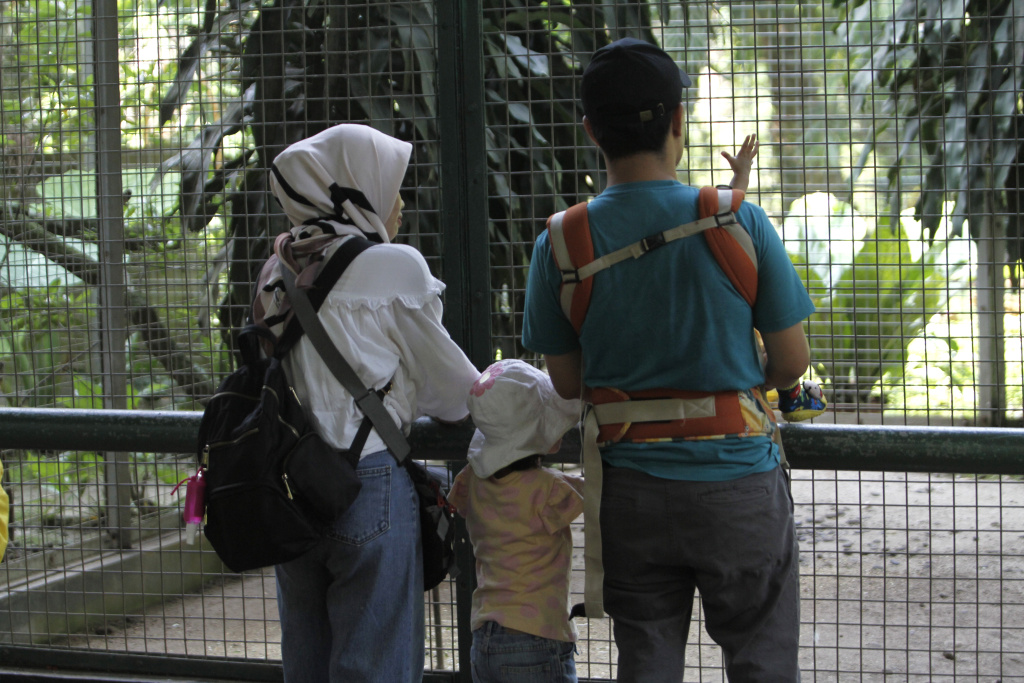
[466,359,582,478]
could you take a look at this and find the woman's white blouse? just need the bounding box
[283,242,479,457]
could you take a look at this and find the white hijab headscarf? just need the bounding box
[269,123,412,243]
[254,124,413,340]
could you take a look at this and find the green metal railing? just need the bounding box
[0,408,1021,474]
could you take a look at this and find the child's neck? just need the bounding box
[493,455,542,479]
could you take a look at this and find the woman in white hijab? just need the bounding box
[260,124,479,682]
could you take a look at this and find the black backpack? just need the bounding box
[197,237,375,573]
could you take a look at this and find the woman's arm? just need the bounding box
[392,300,479,422]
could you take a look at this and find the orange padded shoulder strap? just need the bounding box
[547,202,593,334]
[698,187,758,307]
[546,187,758,334]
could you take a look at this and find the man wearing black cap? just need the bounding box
[523,38,814,681]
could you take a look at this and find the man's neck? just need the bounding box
[603,151,679,187]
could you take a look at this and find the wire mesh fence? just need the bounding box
[3,453,1022,681]
[2,0,1024,679]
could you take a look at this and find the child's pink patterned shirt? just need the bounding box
[449,465,584,642]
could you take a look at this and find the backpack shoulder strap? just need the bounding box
[698,186,758,307]
[548,202,593,334]
[310,236,377,309]
[276,235,377,355]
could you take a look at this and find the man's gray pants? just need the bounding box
[601,464,801,682]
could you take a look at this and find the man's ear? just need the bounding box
[670,103,685,139]
[583,116,599,146]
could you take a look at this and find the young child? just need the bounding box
[724,134,828,421]
[448,359,584,683]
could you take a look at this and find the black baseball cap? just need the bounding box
[581,38,692,129]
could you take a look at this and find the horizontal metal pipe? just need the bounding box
[778,422,1024,475]
[0,408,1020,475]
[0,408,201,454]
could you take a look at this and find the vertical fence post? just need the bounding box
[92,0,134,547]
[436,2,489,679]
[437,0,491,370]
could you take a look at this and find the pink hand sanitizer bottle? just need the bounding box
[181,468,206,545]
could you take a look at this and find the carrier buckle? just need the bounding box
[640,233,667,253]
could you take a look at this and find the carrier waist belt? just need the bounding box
[590,386,776,445]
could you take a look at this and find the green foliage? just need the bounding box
[3,0,1003,419]
[785,192,966,404]
[884,331,971,414]
[8,452,105,487]
[843,0,1024,252]
[0,284,97,408]
[0,0,226,416]
[6,449,188,528]
[2,0,93,130]
[481,5,632,359]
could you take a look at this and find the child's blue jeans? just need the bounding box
[470,621,577,683]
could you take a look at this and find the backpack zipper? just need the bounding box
[204,427,260,462]
[261,385,302,439]
[209,390,259,402]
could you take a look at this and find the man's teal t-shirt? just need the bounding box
[522,181,815,481]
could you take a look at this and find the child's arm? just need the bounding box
[721,134,759,192]
[541,473,585,532]
[447,466,471,517]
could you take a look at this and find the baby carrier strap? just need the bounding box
[560,189,777,623]
[590,385,777,445]
[547,202,593,334]
[547,186,757,334]
[699,187,758,307]
[545,185,780,446]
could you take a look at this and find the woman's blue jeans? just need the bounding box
[275,450,424,682]
[470,621,578,683]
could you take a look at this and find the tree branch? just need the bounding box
[0,211,215,398]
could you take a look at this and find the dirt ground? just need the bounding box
[55,470,1024,682]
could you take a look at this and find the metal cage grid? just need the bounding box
[2,0,1023,680]
[480,1,1023,429]
[3,460,1022,681]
